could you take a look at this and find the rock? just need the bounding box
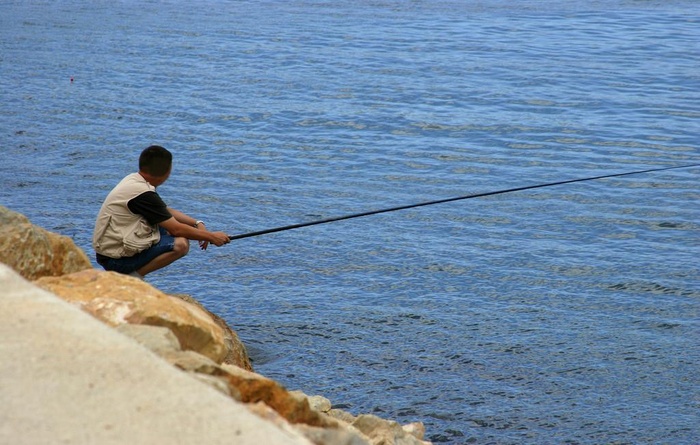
[116,324,241,398]
[352,415,430,445]
[295,424,371,445]
[218,364,335,428]
[115,324,182,356]
[0,205,92,280]
[35,269,227,363]
[308,395,333,413]
[290,392,332,413]
[113,330,338,431]
[116,324,242,400]
[162,350,243,400]
[190,373,238,399]
[246,402,315,445]
[0,263,315,445]
[171,293,253,371]
[115,339,336,430]
[328,408,358,424]
[402,422,426,441]
[162,349,220,375]
[1,209,435,445]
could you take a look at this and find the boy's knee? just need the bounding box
[173,237,190,257]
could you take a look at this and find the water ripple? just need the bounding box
[1,1,699,444]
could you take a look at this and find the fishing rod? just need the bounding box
[228,163,699,241]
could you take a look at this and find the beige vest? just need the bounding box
[93,173,161,258]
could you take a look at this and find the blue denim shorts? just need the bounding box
[96,227,175,274]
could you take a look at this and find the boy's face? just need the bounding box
[152,166,172,187]
[142,165,172,187]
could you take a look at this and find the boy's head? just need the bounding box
[139,145,172,177]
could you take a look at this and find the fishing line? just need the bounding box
[228,163,699,241]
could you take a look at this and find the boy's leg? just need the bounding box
[95,228,186,277]
[136,236,189,276]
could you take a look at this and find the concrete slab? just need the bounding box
[0,264,310,445]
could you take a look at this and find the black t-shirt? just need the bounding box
[127,191,172,225]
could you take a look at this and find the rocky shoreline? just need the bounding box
[0,205,431,445]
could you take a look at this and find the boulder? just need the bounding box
[2,209,434,445]
[115,323,181,356]
[0,263,314,445]
[307,395,333,413]
[246,402,316,444]
[114,324,335,429]
[352,415,429,445]
[328,408,358,424]
[172,293,253,370]
[402,423,426,441]
[218,364,335,428]
[290,392,333,413]
[294,424,370,445]
[116,324,241,400]
[0,205,92,280]
[35,269,228,363]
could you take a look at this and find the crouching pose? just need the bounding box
[93,145,230,279]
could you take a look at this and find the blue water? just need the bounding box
[2,1,699,443]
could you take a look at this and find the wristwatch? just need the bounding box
[194,220,205,228]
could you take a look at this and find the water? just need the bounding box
[2,1,699,443]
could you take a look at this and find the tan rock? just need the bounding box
[219,364,336,428]
[295,424,371,445]
[35,269,227,363]
[352,414,430,445]
[190,373,237,399]
[328,408,358,424]
[172,293,253,370]
[0,263,317,445]
[402,422,426,441]
[115,323,182,356]
[0,205,92,280]
[307,395,333,413]
[116,324,243,400]
[3,209,433,444]
[162,349,220,375]
[246,402,315,444]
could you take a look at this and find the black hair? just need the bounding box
[139,145,172,176]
